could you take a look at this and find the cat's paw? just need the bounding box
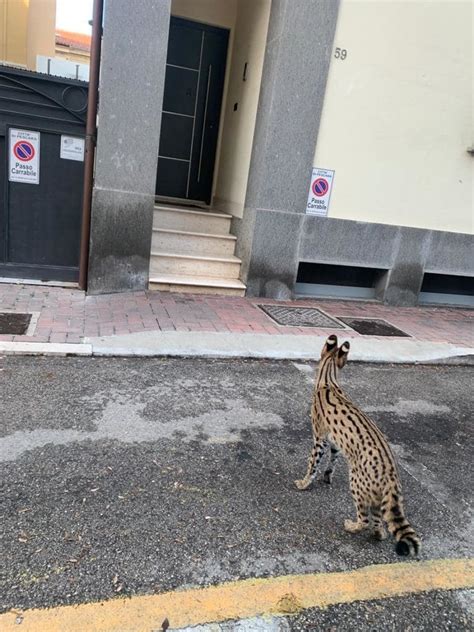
[344,519,360,533]
[294,478,312,491]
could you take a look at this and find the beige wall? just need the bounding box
[214,0,271,216]
[0,0,29,66]
[27,0,55,69]
[171,0,237,28]
[314,0,473,234]
[0,0,55,69]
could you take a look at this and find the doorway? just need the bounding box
[155,17,229,205]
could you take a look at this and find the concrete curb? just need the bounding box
[0,342,92,356]
[1,333,472,364]
[88,331,473,364]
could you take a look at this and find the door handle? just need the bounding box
[197,64,212,183]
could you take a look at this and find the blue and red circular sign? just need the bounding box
[312,177,329,197]
[13,140,35,162]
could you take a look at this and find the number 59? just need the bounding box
[334,47,347,60]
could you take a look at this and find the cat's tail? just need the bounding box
[382,487,420,556]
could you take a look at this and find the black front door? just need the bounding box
[155,17,229,205]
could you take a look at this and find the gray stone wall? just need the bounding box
[235,0,341,281]
[88,0,171,294]
[244,209,474,306]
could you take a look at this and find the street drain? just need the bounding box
[257,305,345,328]
[337,317,411,337]
[0,312,32,335]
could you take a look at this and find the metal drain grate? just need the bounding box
[258,305,345,328]
[337,317,410,337]
[0,312,32,335]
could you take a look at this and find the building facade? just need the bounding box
[0,0,472,306]
[89,0,473,306]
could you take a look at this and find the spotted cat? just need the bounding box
[295,335,420,556]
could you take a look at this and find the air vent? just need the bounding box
[419,273,473,307]
[295,263,387,300]
[0,312,32,335]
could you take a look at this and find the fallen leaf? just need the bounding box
[18,530,29,543]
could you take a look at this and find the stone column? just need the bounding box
[88,0,171,294]
[233,0,340,298]
[382,228,431,306]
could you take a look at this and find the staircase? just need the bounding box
[149,204,246,296]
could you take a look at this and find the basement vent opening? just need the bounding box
[419,273,474,307]
[337,317,410,337]
[257,305,345,328]
[295,263,387,300]
[0,312,32,335]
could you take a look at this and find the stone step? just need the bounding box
[150,252,241,279]
[153,205,232,235]
[148,273,246,296]
[151,228,237,257]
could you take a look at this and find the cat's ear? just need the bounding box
[321,335,338,358]
[336,341,350,368]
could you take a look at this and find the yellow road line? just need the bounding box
[2,558,473,631]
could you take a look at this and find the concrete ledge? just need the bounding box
[0,342,92,356]
[2,333,472,364]
[86,331,473,364]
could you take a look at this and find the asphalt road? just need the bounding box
[1,356,473,629]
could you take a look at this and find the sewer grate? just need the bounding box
[0,312,32,335]
[257,305,345,328]
[337,317,411,337]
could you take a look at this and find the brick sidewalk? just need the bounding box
[0,283,472,347]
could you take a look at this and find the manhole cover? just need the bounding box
[337,317,410,337]
[0,312,32,335]
[257,305,345,328]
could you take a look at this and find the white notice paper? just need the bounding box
[60,135,85,161]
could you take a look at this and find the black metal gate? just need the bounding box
[0,67,88,283]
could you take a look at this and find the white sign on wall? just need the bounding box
[60,135,85,162]
[8,128,40,184]
[306,167,335,217]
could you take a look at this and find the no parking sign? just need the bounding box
[306,167,334,216]
[9,128,40,184]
